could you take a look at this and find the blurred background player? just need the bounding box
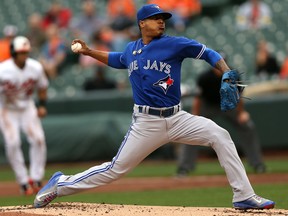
[41,0,72,32]
[106,0,136,52]
[0,36,49,195]
[255,40,280,79]
[69,0,106,43]
[236,0,272,31]
[176,52,266,177]
[147,0,202,32]
[0,25,18,62]
[279,47,288,79]
[25,13,47,58]
[83,67,117,91]
[38,24,67,80]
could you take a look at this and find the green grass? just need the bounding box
[1,158,288,181]
[0,184,287,209]
[0,158,287,208]
[57,184,288,208]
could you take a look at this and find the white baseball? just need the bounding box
[71,42,82,52]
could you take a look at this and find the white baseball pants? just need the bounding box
[57,110,254,202]
[0,104,46,185]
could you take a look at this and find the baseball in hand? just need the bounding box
[71,42,82,52]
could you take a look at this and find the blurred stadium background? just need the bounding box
[0,0,287,163]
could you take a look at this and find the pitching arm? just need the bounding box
[200,48,230,73]
[71,39,110,65]
[71,39,126,69]
[214,58,231,74]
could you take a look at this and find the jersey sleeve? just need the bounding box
[175,37,207,59]
[108,52,127,69]
[107,42,134,69]
[176,37,222,67]
[199,48,222,67]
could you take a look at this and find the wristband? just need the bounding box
[37,99,47,108]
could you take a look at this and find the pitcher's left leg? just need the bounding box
[168,111,254,202]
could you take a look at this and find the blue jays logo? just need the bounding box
[153,75,174,94]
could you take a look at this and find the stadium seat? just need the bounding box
[0,0,287,97]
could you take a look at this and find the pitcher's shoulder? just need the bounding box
[162,35,193,43]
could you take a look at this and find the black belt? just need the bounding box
[138,105,180,118]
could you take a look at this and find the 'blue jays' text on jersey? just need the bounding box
[108,35,222,108]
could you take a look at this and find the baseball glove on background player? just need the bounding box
[220,70,245,111]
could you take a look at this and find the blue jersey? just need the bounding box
[108,35,222,108]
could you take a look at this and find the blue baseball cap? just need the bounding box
[137,4,172,23]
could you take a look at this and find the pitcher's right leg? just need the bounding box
[34,113,169,207]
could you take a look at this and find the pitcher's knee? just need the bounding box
[109,162,133,179]
[208,123,233,147]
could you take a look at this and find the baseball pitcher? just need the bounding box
[34,4,274,210]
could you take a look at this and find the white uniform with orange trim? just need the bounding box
[0,58,48,185]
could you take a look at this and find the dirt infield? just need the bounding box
[1,173,288,196]
[0,173,288,216]
[1,203,288,216]
[1,154,288,216]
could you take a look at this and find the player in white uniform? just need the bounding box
[0,36,49,195]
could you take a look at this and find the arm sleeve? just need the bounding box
[177,37,222,66]
[199,48,222,67]
[108,52,127,69]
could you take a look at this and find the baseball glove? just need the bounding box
[220,70,244,111]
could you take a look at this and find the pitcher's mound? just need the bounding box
[0,202,287,216]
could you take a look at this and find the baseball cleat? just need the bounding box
[33,171,63,208]
[253,164,266,174]
[176,168,189,178]
[29,179,42,194]
[20,184,34,196]
[233,195,275,210]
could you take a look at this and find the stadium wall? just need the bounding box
[0,92,287,164]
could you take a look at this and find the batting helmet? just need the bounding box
[10,36,31,57]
